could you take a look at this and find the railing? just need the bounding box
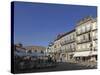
[61,40,75,46]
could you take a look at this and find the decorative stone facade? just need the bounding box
[46,16,97,62]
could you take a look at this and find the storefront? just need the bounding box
[73,51,97,62]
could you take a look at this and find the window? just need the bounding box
[82,25,85,33]
[95,31,97,39]
[92,31,97,39]
[34,50,37,52]
[95,40,97,50]
[66,45,68,50]
[70,44,72,50]
[68,35,70,40]
[80,36,83,42]
[71,43,75,51]
[92,22,97,30]
[82,44,86,50]
[71,34,73,40]
[77,27,81,34]
[54,45,56,48]
[77,37,79,43]
[85,33,89,41]
[63,46,66,51]
[83,35,85,41]
[88,33,91,40]
[86,24,91,31]
[28,50,32,53]
[92,41,96,48]
[73,34,75,40]
[92,31,95,39]
[68,45,70,50]
[41,50,44,54]
[66,37,68,43]
[85,43,88,50]
[77,45,79,51]
[79,45,82,50]
[86,43,90,50]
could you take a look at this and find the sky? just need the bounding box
[14,2,97,47]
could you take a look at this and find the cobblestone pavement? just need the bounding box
[14,62,97,74]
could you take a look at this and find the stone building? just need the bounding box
[60,29,76,62]
[14,43,46,57]
[46,34,63,62]
[46,42,55,56]
[25,46,46,54]
[14,43,27,57]
[73,16,97,62]
[46,16,97,63]
[47,30,76,62]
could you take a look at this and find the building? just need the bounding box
[46,42,54,56]
[47,30,76,62]
[60,29,76,62]
[25,46,46,54]
[47,16,97,63]
[14,44,46,57]
[73,16,97,62]
[14,43,27,57]
[46,34,63,62]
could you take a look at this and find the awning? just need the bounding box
[73,51,91,57]
[91,51,97,55]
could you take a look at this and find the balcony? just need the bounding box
[61,40,75,46]
[77,39,91,44]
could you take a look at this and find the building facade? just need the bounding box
[60,29,76,62]
[46,36,62,62]
[47,30,76,62]
[47,16,97,63]
[74,16,97,62]
[14,44,46,57]
[25,46,46,54]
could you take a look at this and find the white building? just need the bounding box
[74,16,97,62]
[47,16,97,63]
[60,29,76,62]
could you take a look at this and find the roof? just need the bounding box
[92,17,97,22]
[15,46,26,51]
[24,45,46,51]
[76,16,94,27]
[55,29,75,41]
